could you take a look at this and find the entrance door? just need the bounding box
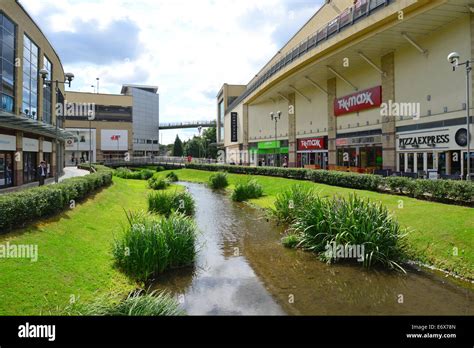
[462,151,474,179]
[0,153,7,188]
[451,151,461,176]
[438,152,447,175]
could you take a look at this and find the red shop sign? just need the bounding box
[298,137,325,151]
[334,86,382,116]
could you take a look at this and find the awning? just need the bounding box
[0,111,76,140]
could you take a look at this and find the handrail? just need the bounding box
[225,0,392,115]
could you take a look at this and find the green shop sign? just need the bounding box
[258,141,280,149]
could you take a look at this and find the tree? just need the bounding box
[184,137,201,158]
[172,135,184,157]
[202,127,218,159]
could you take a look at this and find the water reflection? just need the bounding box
[152,182,473,316]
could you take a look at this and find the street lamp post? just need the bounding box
[198,126,203,160]
[448,52,472,180]
[39,70,75,183]
[270,111,281,167]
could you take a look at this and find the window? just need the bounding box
[43,56,53,124]
[0,13,16,113]
[22,34,39,119]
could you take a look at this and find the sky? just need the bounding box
[20,0,323,144]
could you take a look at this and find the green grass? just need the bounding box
[0,177,178,315]
[152,169,474,279]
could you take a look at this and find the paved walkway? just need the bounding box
[0,167,90,194]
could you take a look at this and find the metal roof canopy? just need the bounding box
[0,111,77,140]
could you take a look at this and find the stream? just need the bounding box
[151,182,473,315]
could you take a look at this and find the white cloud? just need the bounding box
[19,0,322,144]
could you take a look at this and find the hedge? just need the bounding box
[0,165,113,233]
[185,163,474,206]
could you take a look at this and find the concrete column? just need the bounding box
[381,52,396,171]
[38,136,44,163]
[327,78,337,168]
[288,93,297,168]
[446,151,452,175]
[242,104,249,165]
[15,131,23,186]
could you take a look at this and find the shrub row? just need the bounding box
[113,167,154,180]
[0,165,113,233]
[186,163,474,205]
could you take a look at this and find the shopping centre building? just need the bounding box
[219,0,474,178]
[0,0,72,189]
[63,85,159,164]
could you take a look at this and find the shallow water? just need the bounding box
[151,182,473,316]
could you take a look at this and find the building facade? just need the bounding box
[121,85,160,157]
[63,85,159,164]
[63,91,133,164]
[219,0,474,179]
[0,0,69,190]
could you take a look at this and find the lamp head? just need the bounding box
[447,52,460,68]
[39,69,49,80]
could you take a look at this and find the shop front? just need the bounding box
[23,137,39,184]
[297,137,328,170]
[396,126,474,179]
[335,135,383,173]
[0,134,16,188]
[256,140,289,167]
[43,141,52,178]
[65,129,97,166]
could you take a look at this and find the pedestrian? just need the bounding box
[38,161,47,186]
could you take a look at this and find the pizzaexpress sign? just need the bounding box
[397,127,469,150]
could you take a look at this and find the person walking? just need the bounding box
[38,161,47,186]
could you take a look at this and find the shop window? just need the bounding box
[417,153,424,173]
[407,153,414,173]
[427,153,434,170]
[399,153,405,172]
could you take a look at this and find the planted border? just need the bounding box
[0,165,113,233]
[186,163,474,205]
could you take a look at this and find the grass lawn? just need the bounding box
[0,177,179,315]
[156,168,474,279]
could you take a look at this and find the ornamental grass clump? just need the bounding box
[231,178,263,202]
[272,184,316,223]
[68,290,184,316]
[148,190,195,217]
[208,172,229,190]
[148,175,170,190]
[288,194,407,272]
[166,172,179,182]
[113,211,197,282]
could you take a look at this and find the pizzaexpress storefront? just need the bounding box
[396,124,474,179]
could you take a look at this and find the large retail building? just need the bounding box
[63,85,160,165]
[218,0,474,178]
[0,0,71,189]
